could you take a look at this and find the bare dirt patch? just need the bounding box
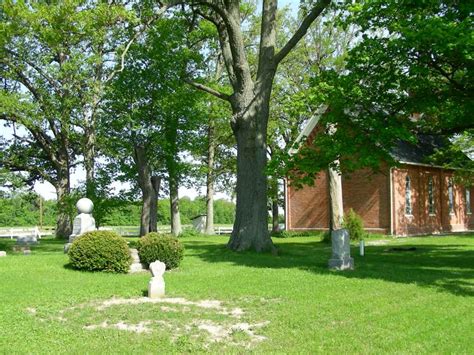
[28,296,268,349]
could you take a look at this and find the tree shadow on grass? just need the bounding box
[0,237,65,254]
[183,239,474,297]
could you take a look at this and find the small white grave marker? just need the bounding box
[148,261,166,298]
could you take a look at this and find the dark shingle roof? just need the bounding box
[390,135,447,165]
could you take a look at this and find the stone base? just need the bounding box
[16,235,38,245]
[64,243,72,253]
[148,278,165,298]
[129,263,147,273]
[328,257,354,270]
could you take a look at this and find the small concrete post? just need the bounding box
[360,240,365,256]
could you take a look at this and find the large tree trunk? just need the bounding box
[133,145,156,237]
[205,122,215,235]
[55,170,72,239]
[169,176,182,236]
[228,123,272,251]
[228,84,275,252]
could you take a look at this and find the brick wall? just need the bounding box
[286,164,473,235]
[287,171,329,230]
[287,168,390,232]
[342,169,390,232]
[392,165,474,235]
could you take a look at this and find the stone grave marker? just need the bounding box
[328,229,354,270]
[148,261,166,298]
[64,198,96,253]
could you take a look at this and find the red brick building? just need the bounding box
[285,117,474,236]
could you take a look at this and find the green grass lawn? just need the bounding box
[0,235,473,353]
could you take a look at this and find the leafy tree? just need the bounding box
[0,192,56,227]
[289,0,473,180]
[0,1,169,237]
[184,0,332,251]
[103,17,206,236]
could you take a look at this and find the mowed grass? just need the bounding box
[0,234,473,353]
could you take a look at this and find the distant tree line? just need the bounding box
[0,193,235,228]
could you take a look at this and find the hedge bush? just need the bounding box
[138,232,184,270]
[343,208,366,241]
[68,230,131,273]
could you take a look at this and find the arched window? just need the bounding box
[448,178,454,214]
[466,188,472,214]
[405,176,412,215]
[428,177,435,214]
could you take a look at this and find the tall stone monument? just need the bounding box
[64,198,96,253]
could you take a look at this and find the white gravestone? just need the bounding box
[0,251,6,257]
[148,261,166,298]
[64,198,96,253]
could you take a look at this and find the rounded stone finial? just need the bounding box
[76,198,94,214]
[149,261,166,277]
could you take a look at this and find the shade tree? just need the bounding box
[182,0,332,251]
[103,17,207,236]
[0,1,168,237]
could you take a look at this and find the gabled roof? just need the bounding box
[390,135,447,165]
[288,105,328,156]
[290,109,469,167]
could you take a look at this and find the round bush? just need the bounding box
[138,233,184,270]
[68,230,131,273]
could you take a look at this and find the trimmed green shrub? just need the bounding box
[138,232,184,270]
[68,230,131,273]
[343,209,366,241]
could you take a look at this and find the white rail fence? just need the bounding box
[0,225,234,238]
[0,226,46,239]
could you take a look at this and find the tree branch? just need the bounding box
[184,79,231,101]
[104,2,174,84]
[257,0,277,79]
[5,49,62,94]
[194,8,237,87]
[274,0,331,65]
